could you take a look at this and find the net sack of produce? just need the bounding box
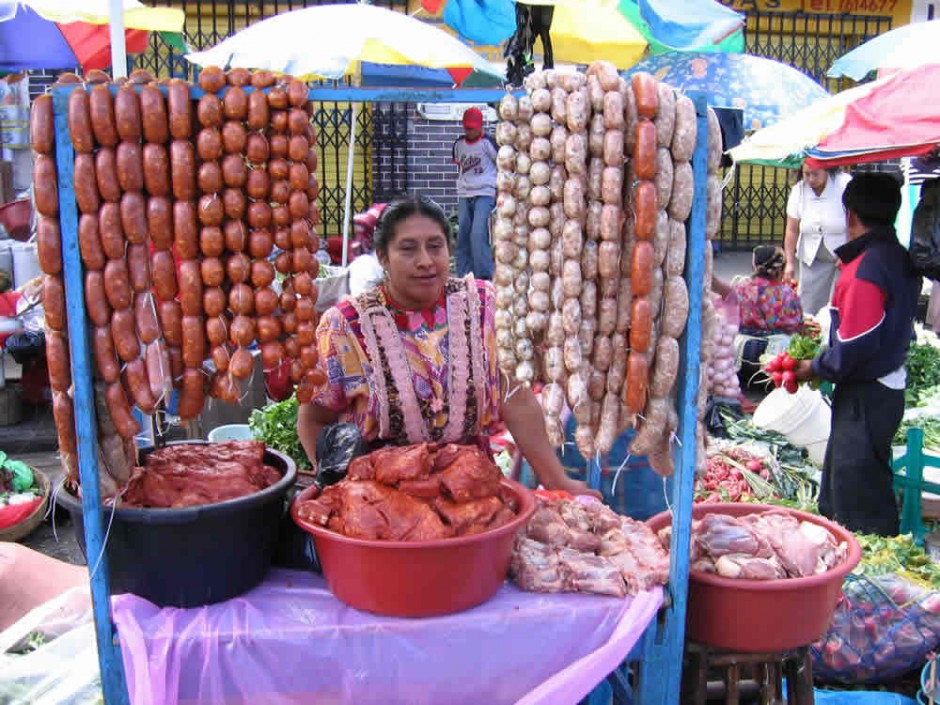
[706,293,742,400]
[811,572,940,684]
[315,423,368,487]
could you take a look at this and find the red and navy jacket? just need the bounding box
[811,225,921,385]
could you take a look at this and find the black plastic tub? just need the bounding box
[55,441,297,608]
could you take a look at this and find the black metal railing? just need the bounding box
[719,9,893,250]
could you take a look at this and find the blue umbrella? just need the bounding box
[623,52,828,130]
[828,20,940,81]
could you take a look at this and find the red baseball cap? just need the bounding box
[462,107,483,129]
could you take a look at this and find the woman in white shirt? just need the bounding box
[784,163,852,316]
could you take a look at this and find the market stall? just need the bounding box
[33,65,714,703]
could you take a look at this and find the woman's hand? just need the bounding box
[783,259,795,283]
[550,475,603,500]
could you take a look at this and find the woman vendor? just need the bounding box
[713,245,803,390]
[297,196,598,498]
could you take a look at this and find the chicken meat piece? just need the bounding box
[744,511,816,577]
[527,507,570,546]
[347,455,375,481]
[558,548,627,597]
[582,501,623,534]
[341,481,453,541]
[371,443,435,485]
[438,446,502,503]
[433,443,466,471]
[715,554,786,580]
[559,501,592,532]
[511,537,566,593]
[434,495,504,534]
[396,475,442,499]
[568,527,603,553]
[698,513,773,559]
[296,485,344,527]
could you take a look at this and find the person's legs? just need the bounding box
[798,259,835,318]
[455,197,473,277]
[822,381,902,536]
[469,195,495,279]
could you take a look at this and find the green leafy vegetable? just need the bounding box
[894,417,940,449]
[788,334,821,361]
[248,396,312,471]
[905,343,940,406]
[854,533,940,590]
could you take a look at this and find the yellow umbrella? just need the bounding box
[520,0,648,69]
[727,78,882,168]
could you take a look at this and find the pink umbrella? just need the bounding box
[805,63,940,168]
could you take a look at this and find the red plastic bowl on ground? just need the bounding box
[646,503,861,653]
[0,199,32,241]
[291,479,536,617]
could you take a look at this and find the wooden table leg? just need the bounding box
[725,662,740,705]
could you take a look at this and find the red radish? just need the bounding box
[771,371,784,387]
[765,356,782,373]
[782,355,797,371]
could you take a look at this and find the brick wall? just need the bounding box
[403,105,466,218]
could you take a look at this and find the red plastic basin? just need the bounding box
[646,503,861,652]
[292,479,536,617]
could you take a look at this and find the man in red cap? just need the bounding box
[452,106,497,279]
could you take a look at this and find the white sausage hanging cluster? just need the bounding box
[493,62,722,476]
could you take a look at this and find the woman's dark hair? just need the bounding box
[753,245,786,279]
[842,173,901,227]
[373,195,452,257]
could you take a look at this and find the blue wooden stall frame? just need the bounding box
[51,84,705,705]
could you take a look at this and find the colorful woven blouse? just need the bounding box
[732,276,804,334]
[312,276,501,444]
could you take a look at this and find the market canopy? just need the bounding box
[624,52,828,131]
[185,4,503,86]
[828,19,940,81]
[0,0,185,72]
[729,63,940,169]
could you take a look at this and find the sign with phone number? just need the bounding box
[718,0,909,20]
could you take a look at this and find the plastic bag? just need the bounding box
[811,573,940,684]
[2,330,43,365]
[704,398,744,439]
[314,423,368,487]
[0,586,102,705]
[706,293,742,399]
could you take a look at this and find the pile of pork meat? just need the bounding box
[510,498,670,597]
[295,443,518,541]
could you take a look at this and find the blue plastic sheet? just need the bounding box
[814,689,918,705]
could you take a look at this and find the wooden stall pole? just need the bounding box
[635,92,710,704]
[52,86,131,705]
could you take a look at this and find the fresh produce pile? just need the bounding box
[0,453,44,531]
[894,416,940,448]
[296,443,518,540]
[510,493,669,596]
[762,333,820,394]
[656,508,848,580]
[31,67,322,494]
[905,342,940,407]
[493,61,723,475]
[704,294,740,399]
[248,395,310,471]
[694,446,776,504]
[812,534,940,684]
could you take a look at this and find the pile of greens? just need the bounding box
[787,333,821,361]
[905,343,940,406]
[854,533,940,591]
[248,396,312,471]
[894,417,940,449]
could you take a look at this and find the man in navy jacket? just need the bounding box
[795,173,921,536]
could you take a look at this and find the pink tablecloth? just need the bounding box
[112,569,663,705]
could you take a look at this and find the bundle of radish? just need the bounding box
[493,64,698,476]
[34,68,324,491]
